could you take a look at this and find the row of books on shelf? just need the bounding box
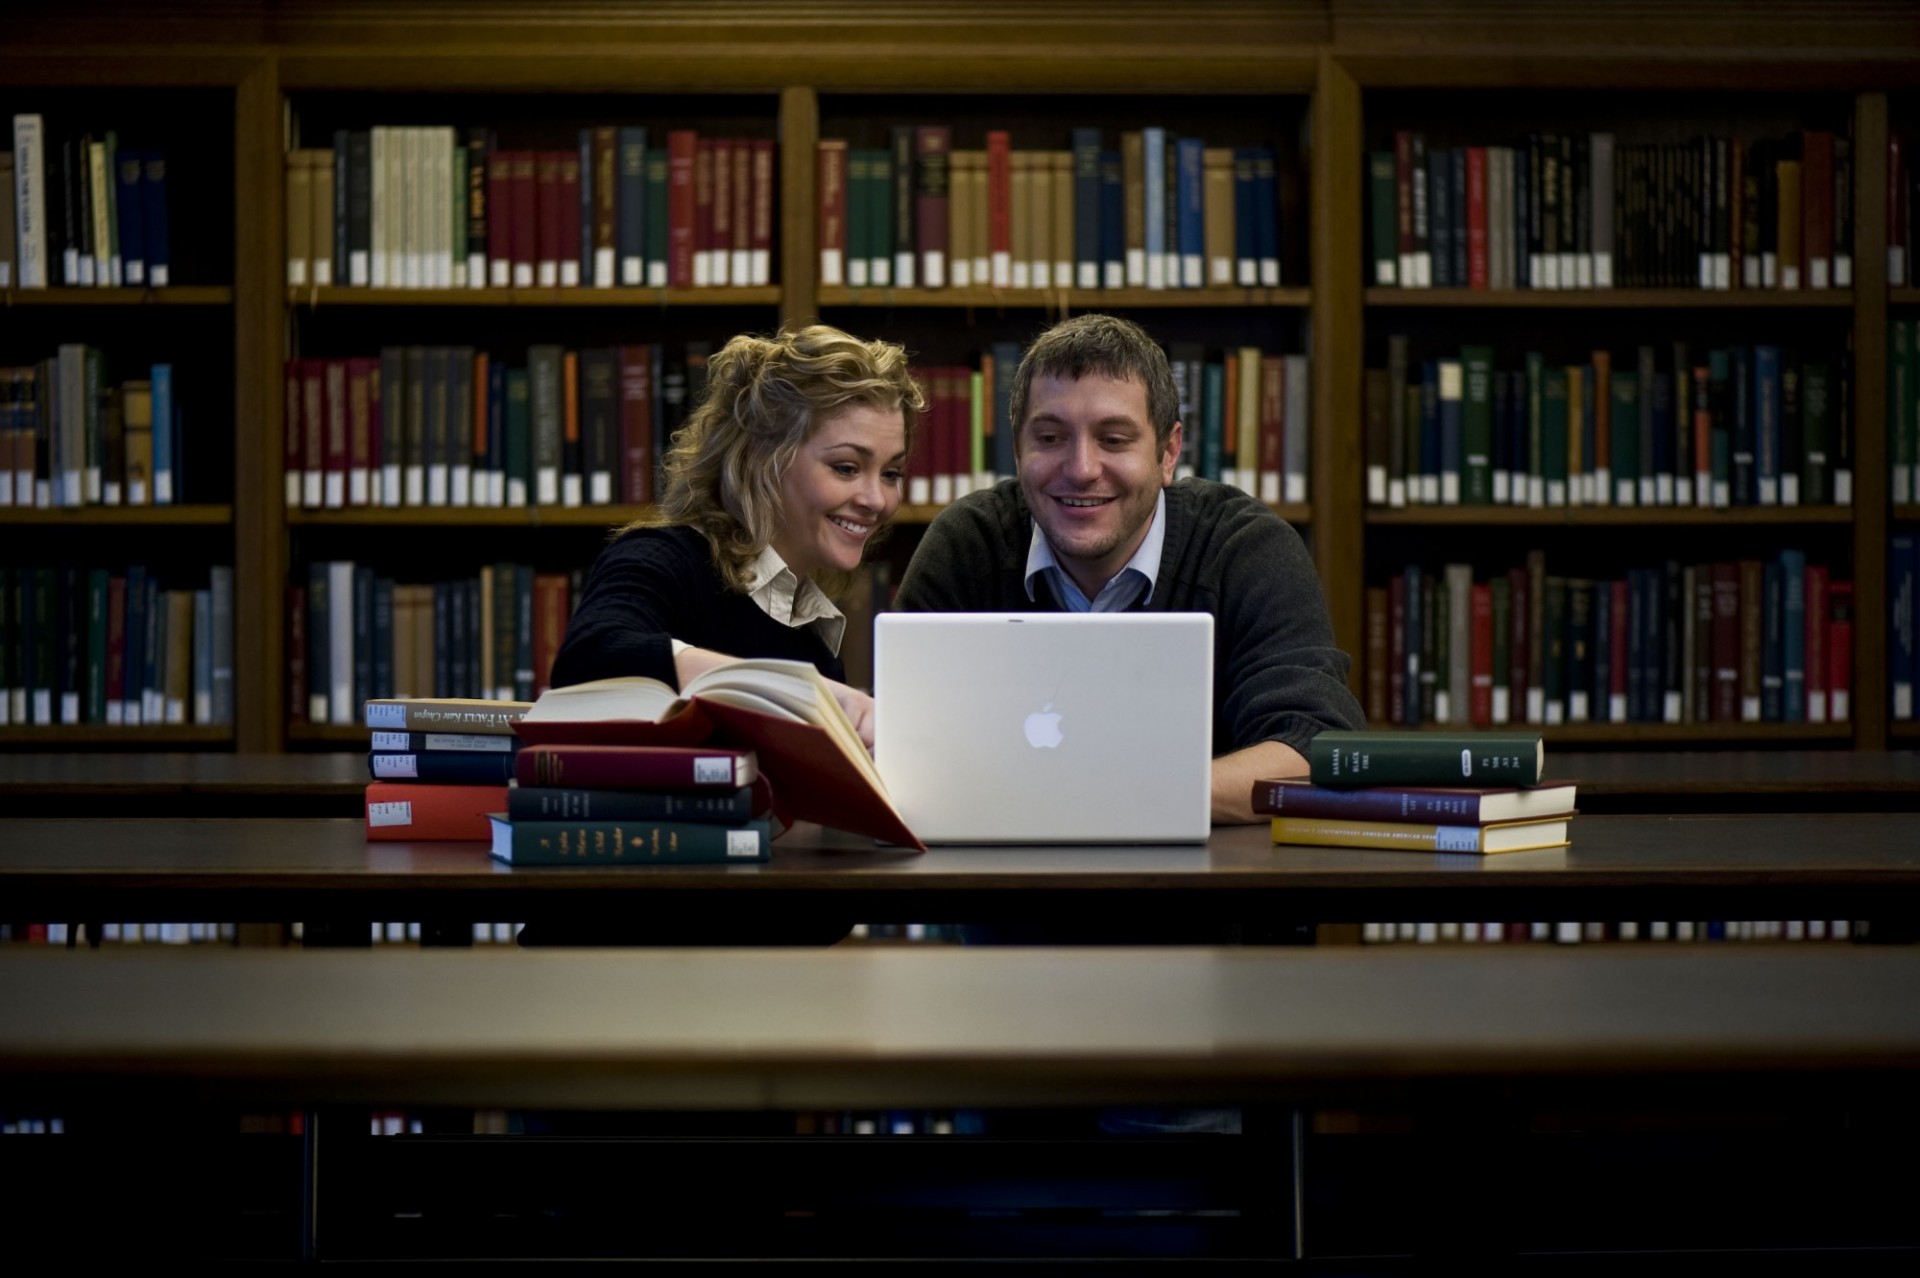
[1362,551,1852,729]
[1366,338,1852,509]
[289,561,578,727]
[285,126,772,290]
[284,342,706,510]
[0,356,186,508]
[1353,919,1858,944]
[282,340,1310,511]
[817,127,1287,291]
[5,115,173,289]
[1370,128,1852,291]
[0,564,233,728]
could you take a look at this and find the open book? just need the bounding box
[515,659,922,851]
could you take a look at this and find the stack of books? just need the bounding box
[362,696,528,841]
[1256,730,1574,854]
[488,657,922,865]
[490,739,773,867]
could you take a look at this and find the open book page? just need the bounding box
[516,675,679,725]
[682,658,882,791]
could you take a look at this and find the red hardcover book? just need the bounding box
[288,583,308,725]
[708,137,732,286]
[557,146,582,287]
[300,358,325,509]
[532,571,568,695]
[694,136,716,285]
[667,130,697,287]
[562,349,582,502]
[364,781,509,842]
[1804,562,1829,721]
[468,350,488,492]
[487,147,513,286]
[535,150,563,286]
[1728,140,1745,288]
[104,574,126,722]
[509,150,537,287]
[730,137,752,284]
[1260,355,1286,501]
[617,343,654,503]
[347,356,375,506]
[986,130,1012,284]
[750,139,774,286]
[1711,561,1740,721]
[1387,572,1406,724]
[1469,581,1493,725]
[1591,350,1611,482]
[324,358,348,508]
[1801,129,1835,288]
[1465,145,1488,289]
[816,138,848,286]
[914,125,952,288]
[1828,579,1853,721]
[1692,365,1713,492]
[516,743,758,789]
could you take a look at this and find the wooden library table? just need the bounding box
[6,812,1920,926]
[3,945,1918,1110]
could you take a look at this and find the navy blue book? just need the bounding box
[617,126,647,285]
[1098,149,1123,288]
[115,149,146,285]
[369,749,517,785]
[141,151,170,286]
[1071,128,1102,289]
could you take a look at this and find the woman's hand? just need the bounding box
[827,680,878,751]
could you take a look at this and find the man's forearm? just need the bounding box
[1209,739,1309,824]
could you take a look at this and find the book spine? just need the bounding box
[365,781,509,842]
[362,701,526,733]
[1253,782,1492,822]
[369,750,517,785]
[508,785,757,823]
[501,817,770,865]
[515,745,752,789]
[1270,817,1482,853]
[1307,732,1541,788]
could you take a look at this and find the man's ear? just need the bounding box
[1160,420,1184,484]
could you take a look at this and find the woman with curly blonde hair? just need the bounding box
[550,325,922,747]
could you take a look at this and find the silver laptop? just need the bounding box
[874,613,1214,844]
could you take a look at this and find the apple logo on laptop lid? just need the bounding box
[1023,702,1063,749]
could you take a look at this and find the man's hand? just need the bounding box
[827,681,877,750]
[1210,739,1309,824]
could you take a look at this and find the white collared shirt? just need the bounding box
[671,544,847,657]
[1023,489,1168,613]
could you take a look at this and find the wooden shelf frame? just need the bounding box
[4,4,1917,754]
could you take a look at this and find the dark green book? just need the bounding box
[1306,730,1545,789]
[489,815,771,866]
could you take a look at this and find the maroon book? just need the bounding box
[668,130,697,287]
[516,743,758,790]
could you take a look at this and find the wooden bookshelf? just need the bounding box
[0,725,234,746]
[6,1,1918,755]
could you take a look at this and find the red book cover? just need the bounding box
[1387,573,1406,723]
[516,743,757,789]
[708,137,732,284]
[487,147,513,284]
[1805,562,1829,720]
[557,146,582,284]
[1828,579,1853,720]
[1364,586,1388,723]
[1591,350,1611,478]
[532,572,568,695]
[1801,129,1835,286]
[1692,365,1713,485]
[348,356,375,504]
[667,129,698,287]
[750,139,774,284]
[1711,561,1740,721]
[816,139,847,284]
[947,367,970,484]
[468,350,488,478]
[1466,145,1488,288]
[694,137,716,284]
[617,343,654,503]
[1469,581,1493,725]
[731,138,752,275]
[591,125,617,282]
[986,130,1012,269]
[509,150,537,286]
[105,574,126,717]
[288,583,308,725]
[1260,355,1286,495]
[536,150,563,285]
[301,358,325,508]
[324,358,348,507]
[364,782,509,842]
[367,354,384,496]
[914,125,952,287]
